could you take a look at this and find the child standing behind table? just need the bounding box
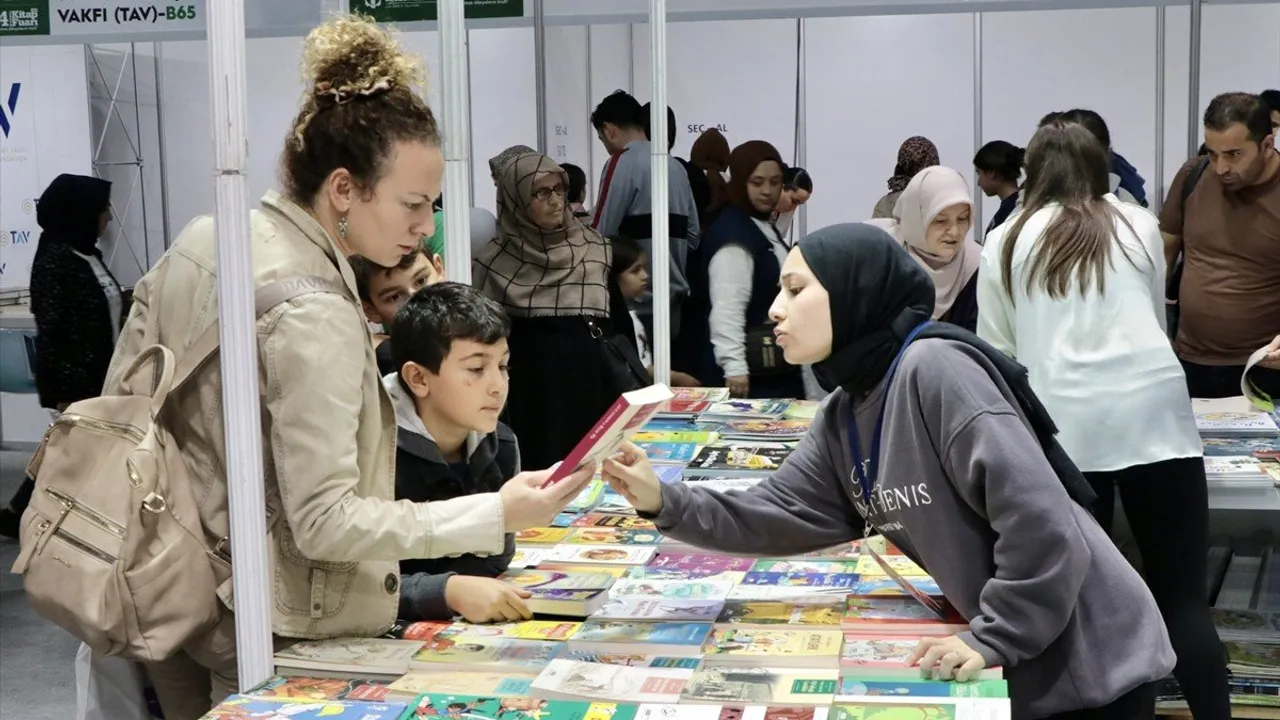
[384,282,533,624]
[609,234,701,388]
[350,247,445,375]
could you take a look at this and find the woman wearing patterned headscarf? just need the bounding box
[473,151,637,469]
[872,136,940,219]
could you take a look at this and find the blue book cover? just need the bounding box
[743,572,859,588]
[572,619,713,647]
[638,442,700,463]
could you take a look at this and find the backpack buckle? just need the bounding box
[140,493,167,515]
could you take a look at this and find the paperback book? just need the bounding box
[567,620,714,656]
[680,666,840,706]
[531,659,694,703]
[591,597,727,622]
[702,628,844,668]
[544,384,675,487]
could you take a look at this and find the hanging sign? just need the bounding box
[0,0,205,37]
[357,0,525,23]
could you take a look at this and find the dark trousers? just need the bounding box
[1039,683,1156,720]
[1084,457,1231,720]
[1182,358,1280,399]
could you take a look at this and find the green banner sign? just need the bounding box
[0,0,205,37]
[356,0,525,23]
[0,1,48,35]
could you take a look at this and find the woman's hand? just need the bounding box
[726,375,750,398]
[498,464,596,531]
[601,442,664,514]
[1259,335,1280,370]
[908,635,987,682]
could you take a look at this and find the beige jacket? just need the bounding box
[104,191,506,639]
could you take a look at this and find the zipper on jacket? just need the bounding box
[43,487,126,538]
[52,527,117,565]
[57,413,145,443]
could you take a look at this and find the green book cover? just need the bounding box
[839,677,1008,698]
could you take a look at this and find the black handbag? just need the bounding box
[744,323,795,378]
[586,318,650,394]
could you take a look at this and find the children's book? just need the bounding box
[839,634,1002,680]
[1193,409,1280,436]
[561,651,702,669]
[1202,435,1280,458]
[203,695,407,719]
[726,582,853,603]
[836,677,1008,699]
[684,445,794,477]
[567,481,607,513]
[442,620,583,642]
[638,442,701,464]
[567,527,664,545]
[832,698,1012,720]
[741,572,860,590]
[715,601,845,629]
[511,546,552,569]
[247,675,399,703]
[544,384,675,487]
[545,544,658,566]
[859,545,944,618]
[682,477,765,493]
[410,636,563,673]
[272,638,425,678]
[698,399,794,422]
[517,527,576,544]
[609,578,737,601]
[854,554,928,578]
[701,628,844,668]
[751,560,860,575]
[402,693,638,720]
[500,568,618,616]
[567,620,714,656]
[571,513,658,530]
[592,597,728,622]
[626,567,748,584]
[679,666,840,706]
[538,563,633,578]
[381,620,453,642]
[532,659,694,703]
[633,430,718,445]
[785,400,821,420]
[387,671,535,698]
[852,576,943,598]
[719,420,812,442]
[650,553,757,574]
[594,488,639,515]
[841,598,967,636]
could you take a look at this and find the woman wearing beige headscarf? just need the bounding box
[868,165,981,331]
[474,151,637,469]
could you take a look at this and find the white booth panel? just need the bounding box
[468,28,537,215]
[587,24,633,199]
[981,7,1157,229]
[1162,3,1280,195]
[544,24,593,197]
[804,14,975,234]
[631,19,799,166]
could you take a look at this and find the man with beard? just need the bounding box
[1162,91,1280,399]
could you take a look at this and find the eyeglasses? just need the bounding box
[532,185,567,202]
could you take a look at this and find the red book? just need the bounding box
[542,384,675,487]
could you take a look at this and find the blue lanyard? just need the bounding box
[847,322,932,503]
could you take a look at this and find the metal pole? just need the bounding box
[585,26,596,204]
[207,0,272,690]
[441,0,473,283]
[972,12,984,231]
[794,18,808,241]
[628,24,635,95]
[1154,7,1166,214]
[152,41,172,250]
[129,43,151,269]
[534,0,547,154]
[649,0,670,386]
[1187,0,1202,159]
[466,28,477,210]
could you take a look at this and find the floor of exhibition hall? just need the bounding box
[0,448,77,720]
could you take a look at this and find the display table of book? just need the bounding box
[198,390,1280,719]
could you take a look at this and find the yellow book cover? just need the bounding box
[566,527,663,545]
[537,563,632,578]
[717,601,844,627]
[516,527,575,545]
[854,555,928,577]
[703,628,843,661]
[444,620,583,642]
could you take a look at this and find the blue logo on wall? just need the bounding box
[0,83,21,138]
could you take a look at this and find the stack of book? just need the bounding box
[197,387,1016,719]
[1193,398,1280,487]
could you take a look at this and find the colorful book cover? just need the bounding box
[1201,435,1280,457]
[853,577,942,598]
[387,672,535,697]
[843,598,955,625]
[516,527,576,544]
[566,527,664,545]
[720,420,812,439]
[670,387,732,403]
[716,602,845,628]
[680,667,839,705]
[638,442,701,463]
[650,553,757,574]
[510,546,551,569]
[381,620,453,642]
[203,695,406,719]
[545,544,657,566]
[272,637,424,672]
[501,569,619,592]
[751,560,860,575]
[592,597,727,622]
[572,620,713,648]
[727,583,853,603]
[703,628,844,662]
[633,430,718,445]
[567,481,606,513]
[837,678,1008,698]
[531,659,693,703]
[561,651,702,669]
[700,399,794,419]
[571,514,657,530]
[403,694,637,720]
[443,620,583,642]
[247,676,395,703]
[1194,410,1279,434]
[832,699,1009,720]
[642,420,724,433]
[609,578,736,600]
[687,445,792,474]
[627,567,748,584]
[413,636,562,670]
[742,572,859,589]
[797,543,861,560]
[785,400,821,420]
[660,398,715,416]
[594,488,638,515]
[544,384,675,486]
[854,555,928,578]
[840,635,922,668]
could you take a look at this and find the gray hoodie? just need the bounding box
[650,338,1174,719]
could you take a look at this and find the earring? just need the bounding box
[338,214,348,241]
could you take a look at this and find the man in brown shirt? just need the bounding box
[1161,92,1280,399]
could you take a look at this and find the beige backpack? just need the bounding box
[11,270,344,662]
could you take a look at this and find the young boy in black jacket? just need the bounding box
[385,282,532,624]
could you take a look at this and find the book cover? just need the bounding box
[650,553,757,574]
[381,620,453,642]
[720,420,811,440]
[566,527,664,545]
[716,601,845,628]
[592,597,727,622]
[680,667,839,705]
[742,572,860,589]
[531,659,693,703]
[501,569,619,592]
[443,620,583,642]
[247,675,396,703]
[700,399,794,420]
[785,400,821,420]
[686,445,793,475]
[609,578,737,600]
[843,598,965,632]
[411,636,562,671]
[273,638,424,674]
[1202,436,1280,458]
[727,582,853,603]
[570,620,713,648]
[641,420,724,433]
[1194,410,1280,435]
[751,560,860,575]
[561,651,702,669]
[702,628,844,665]
[832,699,1012,720]
[517,527,576,544]
[670,387,732,403]
[840,634,923,669]
[854,554,928,578]
[837,678,1008,698]
[402,694,638,720]
[571,514,658,530]
[567,481,606,513]
[511,546,552,569]
[594,489,639,515]
[626,567,747,584]
[545,544,657,566]
[852,576,942,598]
[544,384,675,487]
[639,442,701,463]
[203,696,406,719]
[633,430,718,445]
[387,671,535,697]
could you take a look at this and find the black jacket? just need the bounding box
[28,174,122,410]
[387,378,521,621]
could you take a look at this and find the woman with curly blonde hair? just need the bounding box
[104,17,591,717]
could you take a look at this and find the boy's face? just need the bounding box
[617,257,649,301]
[404,338,511,434]
[363,253,445,325]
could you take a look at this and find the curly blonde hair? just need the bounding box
[281,14,441,203]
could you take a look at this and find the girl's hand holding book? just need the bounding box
[602,442,664,515]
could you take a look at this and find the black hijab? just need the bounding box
[37,174,112,255]
[800,223,1097,509]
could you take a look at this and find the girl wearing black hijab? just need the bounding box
[604,223,1176,720]
[0,174,122,538]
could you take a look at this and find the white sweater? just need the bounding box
[977,195,1202,472]
[706,217,788,378]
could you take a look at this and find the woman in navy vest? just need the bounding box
[682,140,804,399]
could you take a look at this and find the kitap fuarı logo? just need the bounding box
[0,83,20,138]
